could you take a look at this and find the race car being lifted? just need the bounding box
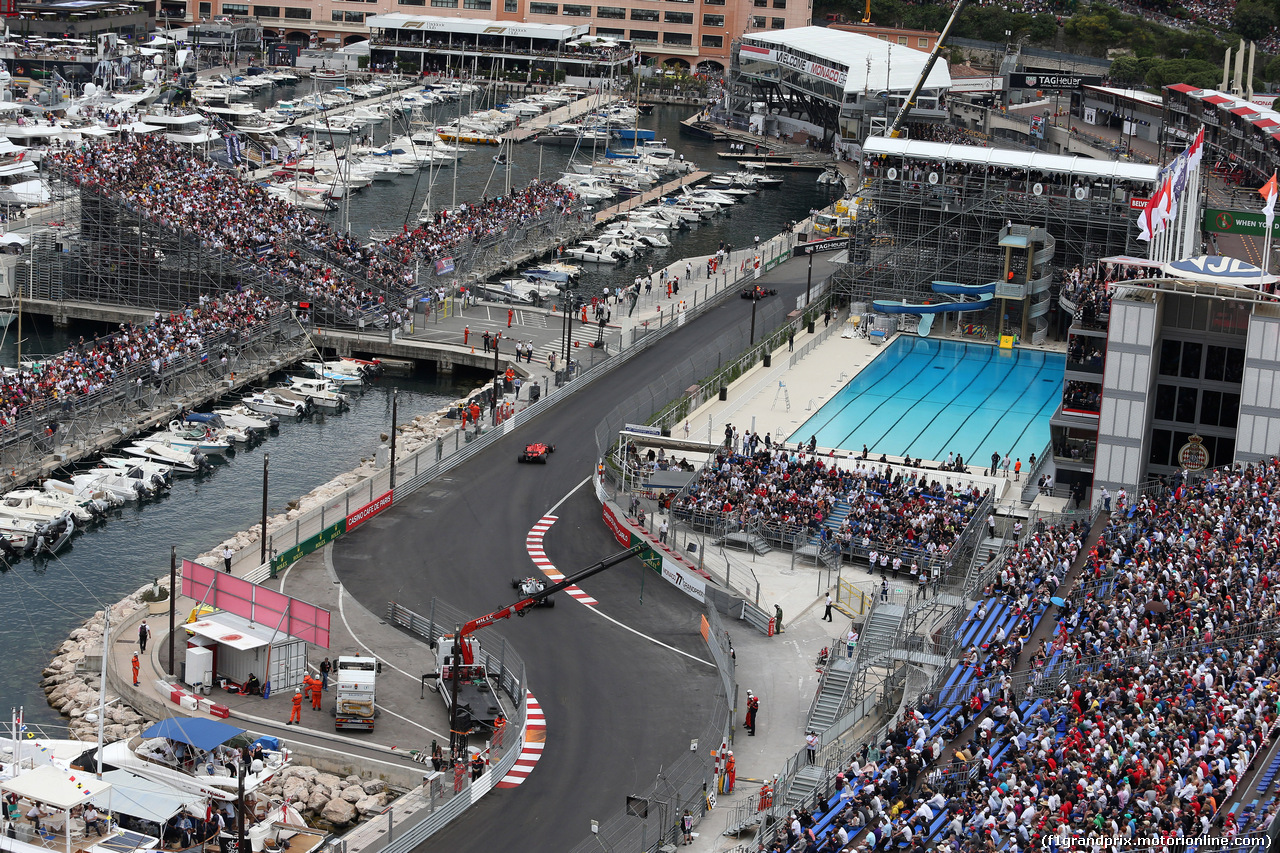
[511,575,555,606]
[428,545,643,752]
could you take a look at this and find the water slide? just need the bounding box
[872,281,996,337]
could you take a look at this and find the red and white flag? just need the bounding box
[1261,172,1278,232]
[1186,126,1205,171]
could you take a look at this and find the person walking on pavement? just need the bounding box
[287,689,302,725]
[681,810,694,845]
[507,308,514,328]
[990,451,1000,477]
[308,675,322,710]
[138,620,151,653]
[659,518,668,544]
[774,604,784,633]
[1002,455,1011,477]
[131,652,140,686]
[320,657,331,691]
[823,591,834,622]
[222,546,234,573]
[483,331,491,353]
[1014,458,1022,480]
[745,690,758,735]
[463,326,469,346]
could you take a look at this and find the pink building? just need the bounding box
[188,0,809,70]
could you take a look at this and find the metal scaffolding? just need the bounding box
[836,165,1151,340]
[35,177,286,311]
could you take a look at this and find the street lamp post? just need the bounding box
[749,289,758,346]
[260,453,269,566]
[491,339,501,425]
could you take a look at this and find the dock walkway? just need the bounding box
[503,92,620,143]
[593,170,709,224]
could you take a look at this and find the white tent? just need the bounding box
[0,765,107,810]
[92,771,202,824]
[1,765,112,853]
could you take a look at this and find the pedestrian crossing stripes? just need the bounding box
[525,514,599,606]
[533,324,615,364]
[496,690,546,788]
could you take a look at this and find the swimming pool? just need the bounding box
[789,337,1065,466]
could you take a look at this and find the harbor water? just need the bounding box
[2,94,836,726]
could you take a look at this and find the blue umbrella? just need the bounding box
[1050,596,1066,607]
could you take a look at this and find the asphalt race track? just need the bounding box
[332,249,830,851]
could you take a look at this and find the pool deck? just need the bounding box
[683,320,1069,506]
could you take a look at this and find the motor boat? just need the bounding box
[567,240,630,265]
[244,389,309,417]
[213,405,278,432]
[0,514,72,555]
[99,719,290,803]
[123,441,207,474]
[301,361,363,387]
[94,461,170,496]
[333,357,383,377]
[139,423,233,456]
[2,488,103,525]
[64,469,152,503]
[0,492,77,531]
[522,262,580,283]
[99,456,174,486]
[599,225,670,248]
[42,477,124,509]
[286,377,349,410]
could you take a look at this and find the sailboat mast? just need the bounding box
[95,609,109,779]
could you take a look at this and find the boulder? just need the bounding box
[355,793,387,817]
[315,773,342,791]
[340,786,364,804]
[320,798,357,828]
[344,775,362,786]
[282,778,310,802]
[360,779,387,795]
[305,790,330,813]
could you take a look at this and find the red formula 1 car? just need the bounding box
[518,442,556,463]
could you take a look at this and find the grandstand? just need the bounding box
[759,459,1280,850]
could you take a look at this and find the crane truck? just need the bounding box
[428,545,643,751]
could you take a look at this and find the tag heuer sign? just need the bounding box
[1016,73,1099,90]
[1178,434,1209,472]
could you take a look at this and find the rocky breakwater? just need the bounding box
[42,585,155,742]
[262,766,402,830]
[196,386,492,565]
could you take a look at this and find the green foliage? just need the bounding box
[1143,57,1226,88]
[1233,0,1276,42]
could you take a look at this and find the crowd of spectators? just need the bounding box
[1061,380,1101,413]
[47,135,577,325]
[904,123,990,147]
[779,458,1280,851]
[671,441,986,564]
[1059,260,1163,327]
[0,288,278,428]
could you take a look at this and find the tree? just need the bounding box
[1232,0,1276,42]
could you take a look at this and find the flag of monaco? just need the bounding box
[1186,126,1205,170]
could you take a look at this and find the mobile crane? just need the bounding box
[883,0,972,140]
[429,544,644,755]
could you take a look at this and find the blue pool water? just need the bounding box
[789,338,1066,465]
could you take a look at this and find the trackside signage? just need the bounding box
[738,42,848,87]
[347,491,393,531]
[1203,207,1280,237]
[602,504,630,547]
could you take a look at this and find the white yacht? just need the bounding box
[285,377,349,410]
[243,389,309,417]
[99,718,289,803]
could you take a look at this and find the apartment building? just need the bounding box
[184,0,810,68]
